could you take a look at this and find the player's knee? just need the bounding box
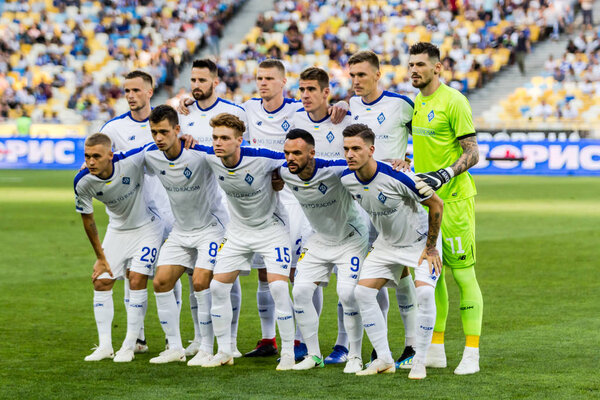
[192,272,212,292]
[128,272,147,290]
[153,275,173,293]
[93,279,114,291]
[415,284,435,310]
[336,284,356,308]
[268,280,290,305]
[209,279,230,302]
[354,284,377,306]
[292,283,314,306]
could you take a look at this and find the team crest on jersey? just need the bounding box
[326,131,335,143]
[183,167,192,179]
[428,110,435,122]
[122,177,130,184]
[245,173,254,185]
[378,192,387,204]
[318,182,328,194]
[128,135,135,141]
[377,112,386,125]
[281,120,290,132]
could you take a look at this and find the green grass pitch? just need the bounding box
[0,170,598,399]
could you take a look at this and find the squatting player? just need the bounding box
[280,129,368,373]
[340,124,443,380]
[74,133,163,362]
[348,50,418,367]
[408,42,483,375]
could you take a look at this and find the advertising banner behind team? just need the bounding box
[0,137,85,169]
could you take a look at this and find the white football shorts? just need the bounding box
[156,223,224,271]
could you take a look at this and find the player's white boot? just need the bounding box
[408,359,427,380]
[292,355,324,370]
[184,340,201,357]
[343,357,363,374]
[276,353,295,371]
[426,343,447,368]
[454,347,480,375]
[187,350,212,366]
[149,348,186,364]
[232,344,242,358]
[202,352,234,368]
[356,359,396,375]
[113,347,135,363]
[84,346,114,361]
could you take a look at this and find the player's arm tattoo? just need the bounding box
[449,136,479,176]
[426,209,442,250]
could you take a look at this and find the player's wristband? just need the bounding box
[437,167,454,183]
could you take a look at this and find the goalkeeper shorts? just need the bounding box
[441,196,476,269]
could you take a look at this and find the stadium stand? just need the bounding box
[0,0,246,127]
[488,27,600,126]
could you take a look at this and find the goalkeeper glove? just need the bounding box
[414,167,454,197]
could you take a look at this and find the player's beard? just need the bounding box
[193,86,213,101]
[412,75,432,89]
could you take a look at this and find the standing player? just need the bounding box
[142,105,228,365]
[99,70,176,353]
[347,50,418,367]
[176,58,245,358]
[279,129,368,373]
[200,113,296,370]
[340,124,443,380]
[74,133,163,362]
[408,42,483,375]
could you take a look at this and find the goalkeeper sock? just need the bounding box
[452,266,483,337]
[433,266,449,333]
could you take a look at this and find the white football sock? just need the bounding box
[337,282,362,359]
[269,280,295,356]
[414,285,436,364]
[334,301,349,348]
[313,285,323,316]
[155,289,182,350]
[194,289,213,354]
[292,282,320,356]
[355,285,393,364]
[188,276,201,342]
[138,291,147,341]
[123,288,147,350]
[376,287,390,324]
[210,280,233,355]
[173,278,182,312]
[257,279,276,339]
[230,277,242,348]
[93,290,113,349]
[396,275,417,348]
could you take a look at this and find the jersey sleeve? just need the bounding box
[74,179,94,214]
[391,169,432,203]
[448,94,476,139]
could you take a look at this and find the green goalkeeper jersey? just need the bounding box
[412,83,477,202]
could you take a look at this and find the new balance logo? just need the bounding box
[188,122,194,126]
[96,191,103,196]
[160,170,166,175]
[256,121,263,126]
[128,135,135,141]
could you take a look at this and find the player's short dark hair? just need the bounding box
[342,123,375,146]
[348,50,380,70]
[192,58,218,76]
[210,113,246,137]
[85,132,112,148]
[409,42,441,62]
[286,128,315,147]
[124,70,154,87]
[258,59,286,75]
[299,67,329,90]
[149,105,179,127]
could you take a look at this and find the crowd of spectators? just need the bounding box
[0,0,246,127]
[195,0,577,105]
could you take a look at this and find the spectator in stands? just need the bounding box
[16,108,32,137]
[581,0,594,30]
[532,99,554,120]
[515,29,531,75]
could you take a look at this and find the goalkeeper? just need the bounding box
[407,42,483,375]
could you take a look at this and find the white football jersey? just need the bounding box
[280,159,366,243]
[179,98,248,145]
[143,144,227,233]
[199,146,288,230]
[100,111,152,152]
[291,108,352,160]
[340,161,430,247]
[243,97,302,151]
[349,91,414,160]
[74,146,153,231]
